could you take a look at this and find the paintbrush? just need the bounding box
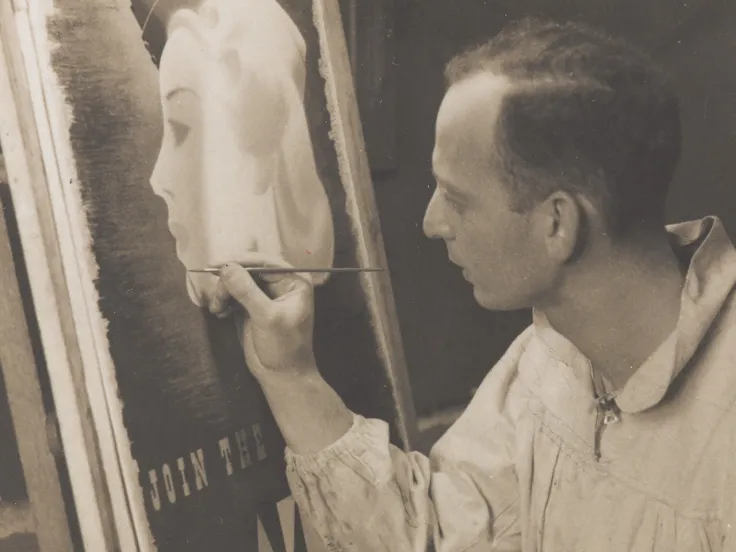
[187,266,384,276]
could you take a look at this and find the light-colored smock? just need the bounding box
[286,216,736,551]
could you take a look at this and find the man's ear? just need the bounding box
[539,190,585,264]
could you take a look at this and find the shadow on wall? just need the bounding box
[661,0,736,238]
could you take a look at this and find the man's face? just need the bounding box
[424,73,558,311]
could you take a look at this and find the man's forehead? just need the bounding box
[434,73,511,173]
[436,73,511,139]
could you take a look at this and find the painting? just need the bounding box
[0,0,416,550]
[150,0,336,306]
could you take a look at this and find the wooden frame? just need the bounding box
[0,2,125,548]
[0,0,417,549]
[313,0,416,447]
[0,178,75,552]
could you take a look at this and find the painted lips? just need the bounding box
[168,220,190,255]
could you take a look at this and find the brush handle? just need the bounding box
[187,266,383,275]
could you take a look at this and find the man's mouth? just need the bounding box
[448,254,471,281]
[448,252,462,269]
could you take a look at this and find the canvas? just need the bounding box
[0,0,416,549]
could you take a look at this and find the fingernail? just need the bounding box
[220,263,237,276]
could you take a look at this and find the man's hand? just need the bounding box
[208,253,317,381]
[208,253,353,455]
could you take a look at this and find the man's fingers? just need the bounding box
[222,252,314,298]
[220,262,272,320]
[264,271,313,298]
[226,251,295,271]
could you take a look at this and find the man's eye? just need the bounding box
[442,191,464,212]
[168,120,191,146]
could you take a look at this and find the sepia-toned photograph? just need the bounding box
[1,0,735,550]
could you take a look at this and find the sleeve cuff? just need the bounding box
[285,413,393,486]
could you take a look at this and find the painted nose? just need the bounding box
[422,189,451,239]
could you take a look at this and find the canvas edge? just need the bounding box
[0,6,117,551]
[0,0,155,549]
[24,0,159,548]
[313,0,419,450]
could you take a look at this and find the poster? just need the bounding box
[0,0,414,549]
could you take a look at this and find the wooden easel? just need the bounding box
[0,5,124,548]
[0,179,75,552]
[0,0,417,550]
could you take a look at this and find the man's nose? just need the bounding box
[422,190,450,239]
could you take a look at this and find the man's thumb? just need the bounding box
[219,263,271,319]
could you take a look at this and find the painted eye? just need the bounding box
[168,120,191,146]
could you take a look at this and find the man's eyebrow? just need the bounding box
[432,169,466,196]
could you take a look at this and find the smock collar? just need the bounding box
[532,216,736,413]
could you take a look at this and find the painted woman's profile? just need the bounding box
[149,0,335,307]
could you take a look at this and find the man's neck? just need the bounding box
[540,233,686,391]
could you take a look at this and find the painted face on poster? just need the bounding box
[149,0,336,307]
[145,2,335,550]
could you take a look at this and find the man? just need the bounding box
[210,18,736,551]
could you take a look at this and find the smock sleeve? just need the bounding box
[285,328,534,552]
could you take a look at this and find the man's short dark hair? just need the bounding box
[445,18,682,236]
